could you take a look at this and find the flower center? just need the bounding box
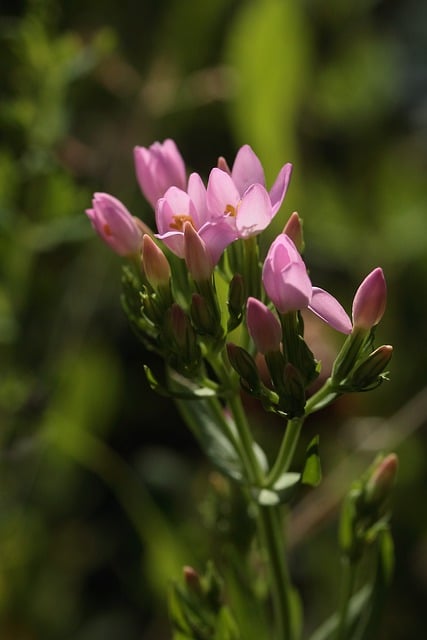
[224,203,237,217]
[170,214,195,231]
[103,223,112,236]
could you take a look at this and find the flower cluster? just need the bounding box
[86,139,395,640]
[86,139,390,416]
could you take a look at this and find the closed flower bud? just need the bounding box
[142,234,171,288]
[352,268,387,331]
[365,453,398,507]
[247,297,281,354]
[350,345,393,390]
[134,139,186,209]
[86,193,142,257]
[283,211,304,253]
[184,221,213,281]
[226,343,261,393]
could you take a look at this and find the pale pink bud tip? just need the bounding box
[352,267,387,331]
[247,297,282,354]
[366,453,398,505]
[283,212,304,253]
[142,235,171,288]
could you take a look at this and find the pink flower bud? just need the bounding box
[352,268,387,331]
[183,221,213,280]
[262,234,312,314]
[246,297,281,354]
[283,211,304,253]
[365,453,398,506]
[142,234,171,288]
[86,193,142,256]
[134,139,186,209]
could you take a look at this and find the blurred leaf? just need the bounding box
[226,0,310,183]
[301,435,322,487]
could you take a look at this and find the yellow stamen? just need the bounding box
[224,204,236,217]
[170,214,195,231]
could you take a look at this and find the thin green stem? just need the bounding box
[226,388,296,640]
[304,377,337,415]
[335,558,357,640]
[266,417,304,487]
[258,504,296,640]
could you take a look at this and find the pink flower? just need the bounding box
[352,268,387,331]
[155,172,237,269]
[86,193,142,256]
[246,297,282,354]
[262,234,352,334]
[207,145,293,238]
[134,139,186,209]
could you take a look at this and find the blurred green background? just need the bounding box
[1,0,427,638]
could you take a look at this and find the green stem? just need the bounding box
[266,417,304,487]
[304,377,337,415]
[227,390,296,640]
[335,558,357,640]
[258,504,296,640]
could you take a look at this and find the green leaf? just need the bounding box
[173,378,244,482]
[308,585,372,640]
[255,472,301,506]
[301,435,322,487]
[214,606,240,640]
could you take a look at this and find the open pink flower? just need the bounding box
[155,172,237,269]
[208,145,293,238]
[86,193,142,256]
[262,234,352,334]
[134,139,186,209]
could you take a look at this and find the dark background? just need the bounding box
[1,0,427,638]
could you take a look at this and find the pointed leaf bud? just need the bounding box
[283,211,304,253]
[247,297,281,354]
[352,268,387,331]
[142,234,171,288]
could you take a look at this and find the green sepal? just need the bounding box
[301,435,322,487]
[227,273,245,332]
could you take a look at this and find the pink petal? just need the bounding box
[231,145,265,195]
[187,172,208,226]
[309,287,352,334]
[198,219,238,265]
[206,168,240,219]
[269,163,293,214]
[155,188,197,234]
[155,230,185,258]
[236,184,273,237]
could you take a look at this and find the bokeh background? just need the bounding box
[1,0,427,638]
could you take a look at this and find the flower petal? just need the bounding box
[231,145,265,195]
[269,163,293,214]
[198,219,238,265]
[206,168,240,219]
[236,184,273,237]
[309,287,352,334]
